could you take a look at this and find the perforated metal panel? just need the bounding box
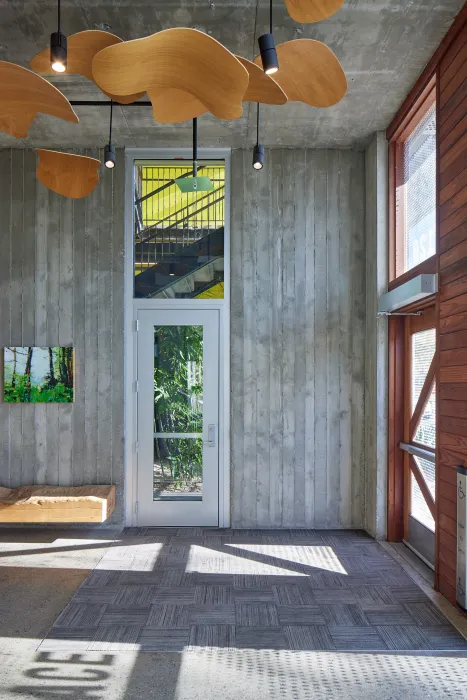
[414,386,436,448]
[403,102,437,272]
[411,471,435,532]
[411,329,436,415]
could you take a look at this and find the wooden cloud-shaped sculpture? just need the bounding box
[284,0,344,23]
[36,150,100,199]
[239,57,287,105]
[149,55,287,124]
[30,30,145,105]
[254,39,347,108]
[92,28,250,121]
[0,61,78,138]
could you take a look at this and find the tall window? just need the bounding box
[393,90,437,278]
[386,78,438,560]
[133,160,225,299]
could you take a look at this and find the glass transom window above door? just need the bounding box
[133,160,225,300]
[136,309,220,526]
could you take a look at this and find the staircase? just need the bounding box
[134,226,224,298]
[134,170,225,299]
[156,258,224,299]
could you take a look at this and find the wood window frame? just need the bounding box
[387,297,437,542]
[387,69,439,543]
[388,74,437,284]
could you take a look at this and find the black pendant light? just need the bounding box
[175,118,213,192]
[104,101,116,169]
[258,0,279,75]
[253,103,265,170]
[50,0,67,73]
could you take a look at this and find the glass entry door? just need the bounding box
[401,307,436,565]
[136,309,219,526]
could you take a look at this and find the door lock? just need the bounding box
[204,424,216,447]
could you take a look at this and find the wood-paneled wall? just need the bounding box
[0,149,125,524]
[230,148,366,528]
[438,21,467,602]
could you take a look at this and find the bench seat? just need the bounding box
[0,485,115,523]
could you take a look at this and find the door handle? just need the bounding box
[204,424,216,447]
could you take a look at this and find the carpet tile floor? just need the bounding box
[39,529,467,652]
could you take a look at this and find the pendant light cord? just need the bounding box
[109,100,113,144]
[57,0,61,33]
[256,103,260,146]
[269,0,273,34]
[193,117,198,177]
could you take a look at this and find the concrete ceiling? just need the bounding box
[0,0,462,150]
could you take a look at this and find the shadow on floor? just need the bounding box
[2,529,467,699]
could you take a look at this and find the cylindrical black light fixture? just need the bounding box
[50,0,67,73]
[253,144,265,170]
[104,101,116,169]
[258,0,279,75]
[252,103,265,171]
[104,143,116,169]
[169,262,176,276]
[258,33,278,75]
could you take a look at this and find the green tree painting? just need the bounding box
[4,347,74,403]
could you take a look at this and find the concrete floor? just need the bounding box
[1,528,467,700]
[0,527,121,652]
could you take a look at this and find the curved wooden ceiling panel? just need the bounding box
[92,28,249,120]
[138,54,287,124]
[0,61,78,138]
[150,88,207,123]
[254,39,347,108]
[30,30,145,105]
[36,150,100,199]
[284,0,344,23]
[236,56,287,105]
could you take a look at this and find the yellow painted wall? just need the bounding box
[195,282,224,299]
[140,164,225,229]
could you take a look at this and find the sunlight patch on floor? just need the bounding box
[0,538,117,569]
[222,544,347,575]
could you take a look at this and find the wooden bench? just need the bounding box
[0,485,115,523]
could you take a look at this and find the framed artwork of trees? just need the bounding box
[3,347,74,403]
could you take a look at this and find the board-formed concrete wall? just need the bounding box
[0,146,369,530]
[364,133,389,540]
[230,148,366,528]
[0,149,125,524]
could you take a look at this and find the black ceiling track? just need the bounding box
[70,100,153,106]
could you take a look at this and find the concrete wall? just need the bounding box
[364,133,389,540]
[0,149,125,524]
[0,146,371,531]
[230,148,366,528]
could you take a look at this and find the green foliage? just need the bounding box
[153,326,203,490]
[4,375,74,403]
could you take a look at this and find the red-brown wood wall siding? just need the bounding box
[438,19,467,604]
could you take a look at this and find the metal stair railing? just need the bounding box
[137,186,225,245]
[135,189,225,275]
[134,226,224,299]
